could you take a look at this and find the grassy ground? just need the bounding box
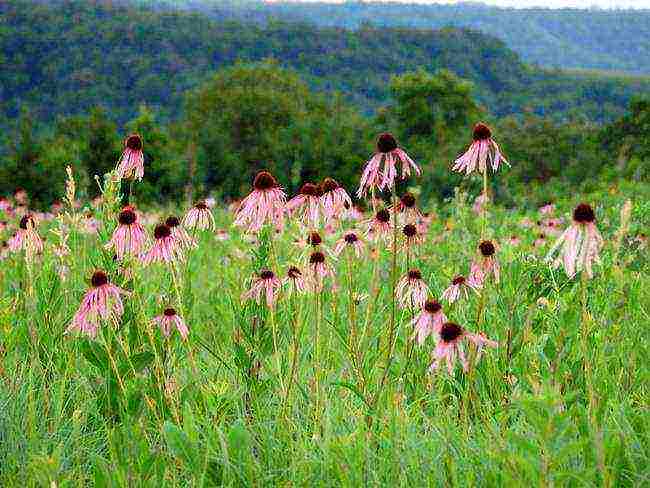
[0,178,648,486]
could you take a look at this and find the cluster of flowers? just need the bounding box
[3,126,611,369]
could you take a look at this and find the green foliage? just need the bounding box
[1,0,649,132]
[195,0,650,74]
[184,61,371,197]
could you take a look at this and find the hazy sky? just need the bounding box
[271,0,650,7]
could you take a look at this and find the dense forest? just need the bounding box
[0,0,648,209]
[2,0,650,129]
[160,0,650,74]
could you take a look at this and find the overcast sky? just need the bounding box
[270,0,650,8]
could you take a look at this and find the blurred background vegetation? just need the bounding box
[0,0,648,208]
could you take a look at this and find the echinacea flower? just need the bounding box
[402,223,423,249]
[391,192,422,223]
[105,206,147,259]
[411,300,447,345]
[284,266,307,294]
[234,171,286,233]
[334,231,365,258]
[441,275,479,303]
[14,188,28,205]
[116,134,144,180]
[183,201,215,231]
[429,322,497,374]
[243,269,282,308]
[539,203,555,215]
[141,224,181,265]
[166,215,197,250]
[286,182,322,228]
[66,270,128,337]
[396,269,430,309]
[468,240,500,287]
[308,251,334,291]
[546,203,603,279]
[507,235,521,246]
[8,215,43,255]
[452,123,507,175]
[365,209,392,242]
[534,233,547,248]
[154,308,189,340]
[357,133,420,197]
[320,177,352,220]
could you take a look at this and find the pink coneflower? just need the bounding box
[402,223,423,249]
[154,308,189,340]
[183,201,215,231]
[307,231,323,248]
[546,203,603,279]
[243,269,282,308]
[365,209,392,243]
[469,240,500,287]
[534,233,547,248]
[8,215,43,254]
[357,133,420,197]
[391,192,422,223]
[141,224,180,265]
[441,275,479,303]
[13,188,28,205]
[411,300,447,345]
[542,218,563,236]
[106,206,147,259]
[308,251,334,291]
[234,171,286,233]
[166,215,197,250]
[66,270,128,337]
[334,231,365,258]
[507,234,521,246]
[429,322,498,374]
[284,266,307,294]
[452,123,507,175]
[0,197,12,213]
[286,182,322,228]
[396,269,430,309]
[116,134,144,180]
[345,204,365,221]
[320,177,352,220]
[539,202,555,215]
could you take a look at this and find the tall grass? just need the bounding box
[0,175,648,486]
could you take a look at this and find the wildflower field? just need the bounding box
[0,130,648,486]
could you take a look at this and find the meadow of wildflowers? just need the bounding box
[0,125,648,486]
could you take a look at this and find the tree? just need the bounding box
[389,69,481,144]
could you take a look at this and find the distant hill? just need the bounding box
[1,0,649,127]
[167,0,650,75]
